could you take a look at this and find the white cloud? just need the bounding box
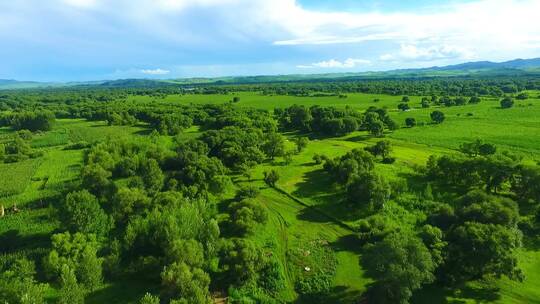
[298,58,371,69]
[2,0,540,80]
[379,54,395,61]
[62,0,98,8]
[381,44,475,62]
[140,68,170,75]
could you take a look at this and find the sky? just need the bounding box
[1,0,540,82]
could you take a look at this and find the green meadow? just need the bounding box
[1,89,540,303]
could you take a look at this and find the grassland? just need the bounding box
[2,91,540,303]
[129,90,540,156]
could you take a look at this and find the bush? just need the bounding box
[236,185,260,200]
[430,111,445,124]
[382,157,396,164]
[500,97,514,109]
[64,141,91,150]
[3,154,29,163]
[405,117,416,127]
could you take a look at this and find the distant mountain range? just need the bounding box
[2,57,540,90]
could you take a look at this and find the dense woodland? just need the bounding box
[1,77,540,304]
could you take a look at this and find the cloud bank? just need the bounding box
[298,58,371,69]
[0,0,539,80]
[140,68,170,75]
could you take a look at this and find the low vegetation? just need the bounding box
[1,78,540,303]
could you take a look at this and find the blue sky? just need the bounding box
[0,0,539,81]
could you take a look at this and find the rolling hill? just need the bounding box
[2,57,540,90]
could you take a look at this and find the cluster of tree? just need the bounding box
[360,181,526,304]
[364,140,395,163]
[362,107,399,136]
[213,77,540,97]
[147,113,193,135]
[0,258,48,304]
[322,149,392,210]
[275,105,362,136]
[426,149,520,193]
[4,103,293,303]
[2,111,55,132]
[0,131,42,163]
[438,96,481,107]
[105,111,137,126]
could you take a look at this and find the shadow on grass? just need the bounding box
[330,234,363,254]
[297,199,372,225]
[411,282,501,304]
[86,279,157,304]
[522,235,540,250]
[0,229,52,254]
[292,168,375,225]
[343,134,372,142]
[295,286,364,304]
[292,169,336,198]
[133,128,154,136]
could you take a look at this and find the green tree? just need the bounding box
[161,262,211,303]
[263,170,280,187]
[219,238,265,284]
[295,137,309,153]
[112,187,150,225]
[398,103,410,111]
[139,159,164,194]
[368,120,385,137]
[81,164,112,198]
[236,185,260,200]
[500,97,514,109]
[364,233,435,304]
[342,117,359,134]
[63,190,111,236]
[364,140,392,159]
[469,96,481,104]
[419,225,447,266]
[516,92,528,100]
[444,222,522,283]
[43,232,102,291]
[58,265,84,304]
[457,190,519,226]
[139,293,160,304]
[283,151,294,165]
[430,111,445,124]
[6,135,31,155]
[346,172,391,209]
[0,258,47,304]
[405,117,416,127]
[229,199,268,234]
[262,132,285,160]
[460,139,496,157]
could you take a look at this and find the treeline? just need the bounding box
[1,76,538,112]
[276,105,398,137]
[212,76,540,97]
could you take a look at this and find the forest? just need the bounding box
[1,76,540,304]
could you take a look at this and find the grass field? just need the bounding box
[128,91,540,156]
[2,91,540,303]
